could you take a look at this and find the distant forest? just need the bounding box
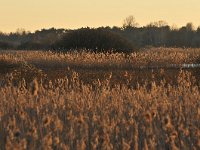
[1,18,200,52]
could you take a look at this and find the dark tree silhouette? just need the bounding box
[53,28,135,53]
[1,22,200,52]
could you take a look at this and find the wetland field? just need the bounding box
[0,48,200,149]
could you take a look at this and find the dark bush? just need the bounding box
[17,41,48,50]
[0,41,14,50]
[53,28,135,53]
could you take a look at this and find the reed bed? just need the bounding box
[0,70,199,149]
[1,48,200,70]
[0,48,200,149]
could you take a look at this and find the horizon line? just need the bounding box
[1,22,199,34]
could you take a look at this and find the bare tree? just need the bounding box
[147,20,168,27]
[123,15,138,28]
[186,22,194,31]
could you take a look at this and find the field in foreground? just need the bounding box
[0,48,200,149]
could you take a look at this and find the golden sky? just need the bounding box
[0,0,200,32]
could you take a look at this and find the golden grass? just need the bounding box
[0,70,199,149]
[0,48,200,149]
[1,47,200,70]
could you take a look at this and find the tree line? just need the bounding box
[1,20,200,52]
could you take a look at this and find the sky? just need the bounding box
[0,0,200,32]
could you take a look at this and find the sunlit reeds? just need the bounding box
[0,48,200,149]
[0,69,199,149]
[1,47,200,70]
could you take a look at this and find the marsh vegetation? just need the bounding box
[0,48,200,149]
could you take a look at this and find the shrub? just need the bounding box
[53,28,135,53]
[0,41,14,50]
[17,41,48,50]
